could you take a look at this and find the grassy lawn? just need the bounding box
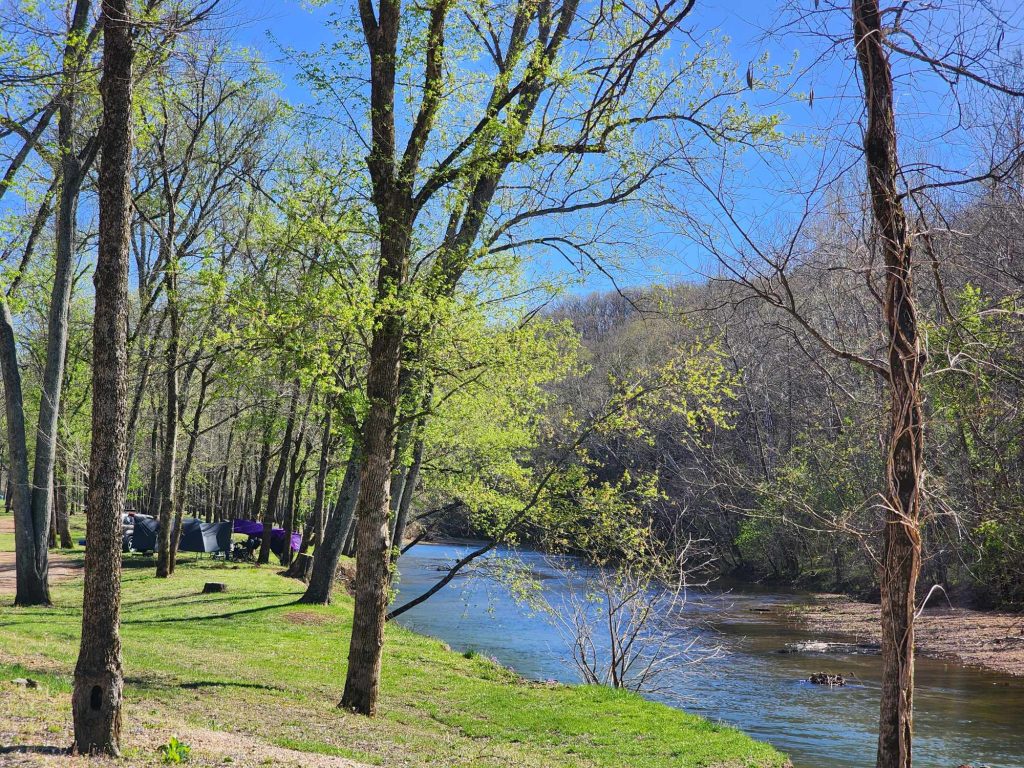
[0,529,789,768]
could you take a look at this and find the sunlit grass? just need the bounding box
[0,540,788,767]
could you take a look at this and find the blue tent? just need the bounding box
[132,517,231,555]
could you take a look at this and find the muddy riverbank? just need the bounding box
[785,593,1024,676]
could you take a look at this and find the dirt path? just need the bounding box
[0,679,372,768]
[787,593,1024,677]
[0,515,82,597]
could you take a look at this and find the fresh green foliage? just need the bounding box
[158,736,192,764]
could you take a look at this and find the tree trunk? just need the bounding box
[1,0,94,607]
[55,438,73,549]
[0,301,44,604]
[72,0,133,752]
[167,362,213,573]
[391,435,423,558]
[123,324,161,491]
[229,445,248,521]
[30,0,95,582]
[217,424,236,522]
[340,308,405,715]
[284,515,316,580]
[852,3,925,767]
[146,397,161,515]
[342,514,358,557]
[312,410,332,549]
[258,386,299,565]
[281,464,301,567]
[250,434,272,521]
[155,276,179,579]
[300,441,362,604]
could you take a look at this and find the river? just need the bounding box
[393,542,1024,768]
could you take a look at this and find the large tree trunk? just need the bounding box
[340,299,406,715]
[852,3,925,767]
[72,0,134,752]
[300,441,362,604]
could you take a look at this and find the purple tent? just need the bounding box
[232,519,301,556]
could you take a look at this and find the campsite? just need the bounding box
[2,1,1024,767]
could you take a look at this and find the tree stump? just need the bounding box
[202,582,227,594]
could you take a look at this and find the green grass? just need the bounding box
[0,541,789,767]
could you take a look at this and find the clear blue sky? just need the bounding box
[224,0,1024,293]
[226,0,831,291]
[4,2,1017,297]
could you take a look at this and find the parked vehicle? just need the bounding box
[121,512,154,553]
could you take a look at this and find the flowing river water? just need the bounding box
[393,543,1024,768]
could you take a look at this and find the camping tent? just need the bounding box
[232,519,300,557]
[132,517,231,555]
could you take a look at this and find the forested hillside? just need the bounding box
[547,186,1024,606]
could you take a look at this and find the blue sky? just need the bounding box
[4,1,1020,297]
[225,0,830,291]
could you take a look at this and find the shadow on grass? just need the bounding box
[123,591,285,610]
[122,599,299,625]
[120,557,159,570]
[180,680,283,691]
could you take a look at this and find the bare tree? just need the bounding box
[541,538,718,695]
[851,3,923,766]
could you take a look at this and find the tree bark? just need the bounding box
[54,435,73,549]
[30,0,96,586]
[217,424,236,522]
[155,274,179,578]
[340,302,406,715]
[342,517,357,557]
[300,441,362,604]
[852,3,925,767]
[0,301,44,604]
[281,454,305,567]
[312,409,332,549]
[1,0,94,607]
[390,434,423,558]
[72,0,134,753]
[167,361,214,572]
[258,385,299,565]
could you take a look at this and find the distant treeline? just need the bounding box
[509,185,1024,609]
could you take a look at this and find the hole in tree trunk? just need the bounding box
[90,685,103,711]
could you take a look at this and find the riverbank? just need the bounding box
[0,541,788,767]
[786,593,1024,676]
